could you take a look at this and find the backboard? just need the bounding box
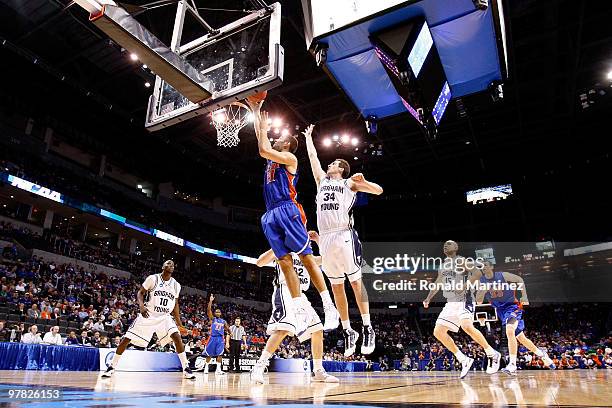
[145,2,284,131]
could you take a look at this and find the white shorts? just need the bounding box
[319,228,363,284]
[435,301,475,333]
[124,314,178,347]
[267,286,322,343]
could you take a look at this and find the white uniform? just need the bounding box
[316,177,363,283]
[268,254,323,342]
[125,274,181,347]
[435,257,475,333]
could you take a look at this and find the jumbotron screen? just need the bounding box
[466,184,513,205]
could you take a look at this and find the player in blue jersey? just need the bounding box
[201,294,230,375]
[476,260,555,375]
[246,99,339,336]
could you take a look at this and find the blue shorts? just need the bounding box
[261,202,312,259]
[497,303,524,335]
[203,336,225,357]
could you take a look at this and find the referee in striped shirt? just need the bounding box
[228,317,246,372]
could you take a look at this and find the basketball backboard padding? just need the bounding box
[90,4,212,103]
[302,0,508,120]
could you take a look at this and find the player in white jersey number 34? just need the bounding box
[303,124,383,357]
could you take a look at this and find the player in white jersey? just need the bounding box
[251,250,339,384]
[422,241,501,378]
[303,124,383,356]
[101,260,195,379]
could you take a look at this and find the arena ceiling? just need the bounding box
[0,0,611,217]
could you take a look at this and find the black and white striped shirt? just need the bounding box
[229,325,246,341]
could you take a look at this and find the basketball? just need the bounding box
[246,90,268,104]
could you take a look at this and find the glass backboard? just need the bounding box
[145,2,283,131]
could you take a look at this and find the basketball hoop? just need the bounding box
[211,102,252,147]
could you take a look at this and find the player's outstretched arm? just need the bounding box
[207,294,214,319]
[256,111,297,166]
[246,100,297,167]
[502,272,529,305]
[423,270,444,308]
[137,286,149,318]
[348,173,383,195]
[475,287,488,305]
[172,298,185,330]
[302,124,326,185]
[256,249,276,267]
[467,267,483,284]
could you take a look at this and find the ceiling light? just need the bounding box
[351,137,359,146]
[341,134,350,144]
[323,138,332,147]
[130,53,138,61]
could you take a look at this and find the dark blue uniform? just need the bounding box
[480,271,525,335]
[261,159,312,258]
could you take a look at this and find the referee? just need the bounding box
[228,317,246,372]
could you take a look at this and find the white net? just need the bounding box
[211,102,252,147]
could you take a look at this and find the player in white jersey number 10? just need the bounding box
[100,260,195,379]
[303,124,383,357]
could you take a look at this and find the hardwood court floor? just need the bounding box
[0,369,611,407]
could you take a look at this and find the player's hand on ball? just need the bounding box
[522,299,529,306]
[245,97,263,112]
[139,306,149,318]
[301,124,315,139]
[351,173,365,182]
[422,299,430,309]
[209,294,214,303]
[308,230,320,243]
[179,326,189,336]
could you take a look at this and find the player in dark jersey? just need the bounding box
[476,260,555,375]
[246,99,339,336]
[201,294,230,375]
